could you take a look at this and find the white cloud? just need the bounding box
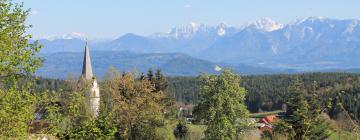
[184,4,191,9]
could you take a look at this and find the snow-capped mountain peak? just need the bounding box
[249,18,284,32]
[307,16,325,22]
[169,22,208,39]
[41,32,87,41]
[291,16,326,25]
[218,22,228,28]
[217,22,229,36]
[190,22,202,32]
[151,22,209,39]
[151,22,238,39]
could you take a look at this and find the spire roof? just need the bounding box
[82,42,94,80]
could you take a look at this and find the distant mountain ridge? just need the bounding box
[36,17,360,72]
[36,51,282,79]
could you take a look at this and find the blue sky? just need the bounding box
[19,0,360,39]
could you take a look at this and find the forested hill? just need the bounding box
[167,72,360,120]
[36,72,360,120]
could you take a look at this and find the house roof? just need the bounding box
[259,115,278,124]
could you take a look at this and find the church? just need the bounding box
[81,42,100,117]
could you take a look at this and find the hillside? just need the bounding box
[36,51,280,79]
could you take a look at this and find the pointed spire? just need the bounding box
[82,41,94,80]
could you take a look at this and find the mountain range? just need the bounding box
[36,17,360,78]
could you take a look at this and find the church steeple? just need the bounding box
[80,41,100,118]
[82,41,94,80]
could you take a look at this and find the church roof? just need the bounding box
[82,42,94,80]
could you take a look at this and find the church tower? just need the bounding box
[81,42,100,117]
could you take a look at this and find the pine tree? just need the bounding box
[274,79,331,140]
[329,92,343,119]
[173,121,188,140]
[147,68,154,82]
[155,69,168,92]
[285,79,311,139]
[140,72,146,81]
[307,81,331,140]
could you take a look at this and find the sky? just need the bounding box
[17,0,360,39]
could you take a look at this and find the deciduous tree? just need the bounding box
[102,69,167,139]
[0,0,42,138]
[194,69,249,140]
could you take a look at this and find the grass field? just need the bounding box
[329,130,359,140]
[156,119,206,140]
[249,110,285,118]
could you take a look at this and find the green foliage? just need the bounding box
[274,79,331,140]
[329,130,359,140]
[328,92,343,119]
[32,80,117,139]
[307,82,332,140]
[187,124,206,140]
[147,68,154,82]
[168,73,360,113]
[0,88,36,138]
[0,0,42,138]
[0,0,43,82]
[173,121,189,139]
[167,76,201,104]
[155,69,168,92]
[63,116,117,140]
[31,72,360,139]
[101,69,169,140]
[194,69,249,140]
[37,91,64,135]
[272,120,295,139]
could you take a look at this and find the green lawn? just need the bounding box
[156,119,206,140]
[187,124,206,140]
[329,130,359,140]
[249,110,285,118]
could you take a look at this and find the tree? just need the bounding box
[140,72,146,81]
[275,79,311,139]
[306,81,331,140]
[0,88,36,138]
[173,121,188,140]
[0,0,42,138]
[36,91,64,136]
[329,92,343,119]
[155,69,168,92]
[147,68,154,82]
[102,69,167,139]
[274,79,331,140]
[63,116,117,140]
[193,69,249,140]
[0,0,42,82]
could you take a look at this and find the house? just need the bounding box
[175,102,193,117]
[258,125,273,133]
[258,115,278,124]
[257,115,279,133]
